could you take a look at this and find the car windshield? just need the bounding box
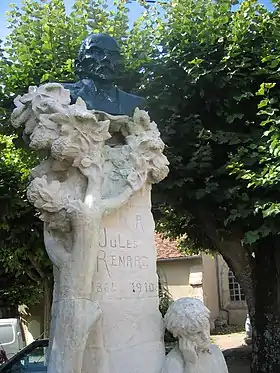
[1,342,48,373]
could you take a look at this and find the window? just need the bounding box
[228,270,245,301]
[20,345,47,366]
[0,324,14,344]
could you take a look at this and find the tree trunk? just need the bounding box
[195,208,256,316]
[48,297,101,373]
[46,213,103,373]
[217,240,255,318]
[251,243,280,373]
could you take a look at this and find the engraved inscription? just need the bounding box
[135,214,144,232]
[97,249,149,276]
[99,228,138,249]
[131,281,158,294]
[94,282,116,293]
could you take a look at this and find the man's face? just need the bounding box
[80,38,120,83]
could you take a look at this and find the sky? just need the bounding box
[0,0,275,42]
[0,0,145,41]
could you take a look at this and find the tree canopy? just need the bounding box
[0,134,50,307]
[144,0,280,370]
[0,0,162,307]
[145,0,280,286]
[150,0,280,252]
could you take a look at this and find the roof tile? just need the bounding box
[155,233,185,260]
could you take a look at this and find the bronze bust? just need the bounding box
[63,34,144,116]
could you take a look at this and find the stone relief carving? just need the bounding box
[162,297,228,373]
[11,83,169,373]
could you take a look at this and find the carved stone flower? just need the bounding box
[29,114,60,149]
[51,137,81,163]
[52,100,111,143]
[127,156,147,191]
[133,108,151,132]
[40,209,71,233]
[27,176,64,213]
[12,84,71,139]
[125,132,169,184]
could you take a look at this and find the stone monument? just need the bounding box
[11,33,168,373]
[11,34,227,373]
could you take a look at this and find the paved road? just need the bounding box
[226,357,250,373]
[213,332,246,350]
[213,333,250,373]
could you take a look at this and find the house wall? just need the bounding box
[201,254,220,321]
[157,257,219,328]
[26,302,44,340]
[157,258,204,302]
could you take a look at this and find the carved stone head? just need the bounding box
[75,34,121,83]
[164,298,211,364]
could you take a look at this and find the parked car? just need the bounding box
[0,319,26,362]
[0,339,48,373]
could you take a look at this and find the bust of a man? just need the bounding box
[63,33,144,116]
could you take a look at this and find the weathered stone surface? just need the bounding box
[83,186,164,373]
[162,297,228,373]
[12,83,168,373]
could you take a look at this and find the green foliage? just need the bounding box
[158,281,176,344]
[158,280,173,317]
[0,134,50,306]
[0,0,162,131]
[0,0,162,305]
[145,0,280,256]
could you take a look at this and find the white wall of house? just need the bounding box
[157,257,203,301]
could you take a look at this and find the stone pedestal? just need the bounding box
[83,186,165,373]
